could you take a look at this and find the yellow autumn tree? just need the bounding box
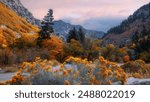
[42,36,64,59]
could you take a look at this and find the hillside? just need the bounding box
[0,2,39,47]
[103,3,150,47]
[0,0,105,40]
[0,0,41,26]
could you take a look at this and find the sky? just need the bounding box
[20,0,150,32]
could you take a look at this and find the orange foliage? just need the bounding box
[0,28,8,47]
[42,36,64,59]
[124,55,130,62]
[132,73,142,78]
[0,3,38,33]
[4,71,26,85]
[0,3,39,46]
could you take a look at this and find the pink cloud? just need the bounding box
[21,0,149,20]
[20,0,150,31]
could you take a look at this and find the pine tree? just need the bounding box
[37,9,54,47]
[39,9,54,39]
[67,27,85,44]
[67,27,78,43]
[78,27,85,43]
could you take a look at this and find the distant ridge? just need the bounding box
[103,3,150,46]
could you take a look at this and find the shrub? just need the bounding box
[42,36,64,59]
[139,51,150,63]
[124,55,130,62]
[0,48,15,65]
[13,33,38,48]
[63,38,101,61]
[121,60,150,78]
[100,45,130,63]
[11,56,127,85]
[121,60,145,73]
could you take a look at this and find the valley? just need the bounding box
[0,0,149,85]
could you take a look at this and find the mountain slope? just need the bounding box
[53,20,105,40]
[0,2,39,47]
[0,0,104,40]
[0,0,40,26]
[0,0,104,39]
[103,3,150,46]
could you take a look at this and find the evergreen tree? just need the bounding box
[39,9,54,39]
[132,31,139,43]
[141,25,147,36]
[67,27,78,43]
[78,27,85,43]
[37,9,54,47]
[67,27,85,44]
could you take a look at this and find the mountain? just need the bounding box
[0,2,39,47]
[53,20,105,40]
[103,3,150,47]
[0,0,40,26]
[0,0,104,40]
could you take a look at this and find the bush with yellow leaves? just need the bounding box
[93,56,127,85]
[5,72,26,85]
[10,56,127,85]
[41,36,64,60]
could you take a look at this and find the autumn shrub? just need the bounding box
[93,56,127,84]
[124,55,130,62]
[121,60,150,78]
[0,48,15,65]
[121,60,145,73]
[13,33,38,48]
[63,39,101,62]
[63,39,84,60]
[20,57,64,85]
[139,51,150,63]
[5,71,28,85]
[42,36,64,59]
[100,45,131,63]
[13,56,127,85]
[100,44,116,60]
